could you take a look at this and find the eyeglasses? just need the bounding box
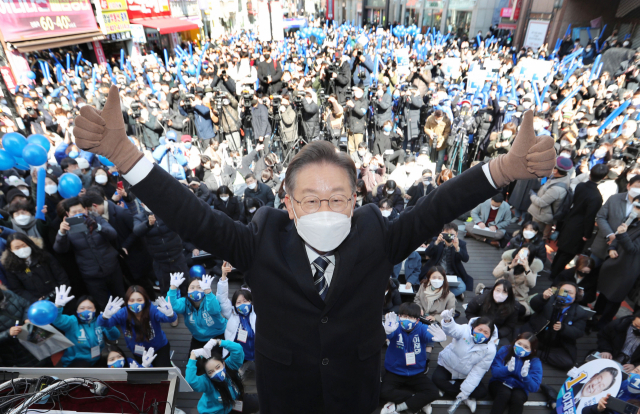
[290,194,352,214]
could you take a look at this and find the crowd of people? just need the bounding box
[0,19,639,414]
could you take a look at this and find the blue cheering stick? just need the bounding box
[91,67,96,93]
[554,85,582,112]
[189,43,193,62]
[589,55,602,82]
[145,73,156,92]
[55,64,63,83]
[66,53,70,71]
[120,49,125,70]
[541,83,550,103]
[65,78,75,102]
[613,114,629,139]
[532,81,541,108]
[598,100,631,134]
[176,58,187,88]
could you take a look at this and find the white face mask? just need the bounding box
[213,167,222,176]
[490,204,499,210]
[522,230,537,240]
[522,102,532,109]
[381,210,391,217]
[13,246,31,259]
[249,207,257,213]
[14,214,32,226]
[44,184,58,195]
[560,140,570,147]
[386,189,394,195]
[493,290,508,303]
[293,208,352,252]
[247,182,257,190]
[95,175,108,184]
[594,148,607,159]
[630,188,640,198]
[430,279,443,289]
[220,195,229,202]
[20,189,29,196]
[559,152,571,158]
[587,128,598,137]
[502,131,512,139]
[354,90,363,99]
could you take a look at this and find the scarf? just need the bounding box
[13,217,40,239]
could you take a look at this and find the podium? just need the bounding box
[0,367,192,414]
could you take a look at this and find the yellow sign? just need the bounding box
[102,10,130,34]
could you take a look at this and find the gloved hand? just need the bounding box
[170,272,185,288]
[568,367,580,379]
[204,338,220,351]
[141,347,157,368]
[521,360,530,378]
[73,85,144,174]
[54,285,75,307]
[427,324,447,342]
[384,312,399,334]
[193,348,212,359]
[488,110,556,188]
[129,360,142,368]
[103,296,124,319]
[156,297,174,317]
[199,274,213,291]
[440,309,454,323]
[507,356,516,372]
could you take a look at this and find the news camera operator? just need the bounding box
[404,86,425,154]
[374,82,393,132]
[250,93,272,153]
[299,89,320,141]
[211,89,242,153]
[346,85,368,153]
[192,96,216,145]
[130,101,163,150]
[160,99,187,138]
[211,63,237,96]
[350,44,374,90]
[335,54,353,105]
[278,94,297,144]
[257,47,284,95]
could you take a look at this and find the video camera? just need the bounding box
[182,94,196,113]
[241,90,253,109]
[212,87,225,108]
[130,101,142,119]
[271,94,282,109]
[357,71,367,81]
[326,63,339,76]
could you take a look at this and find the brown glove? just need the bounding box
[488,110,555,188]
[74,85,143,174]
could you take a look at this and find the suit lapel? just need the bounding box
[322,225,359,315]
[279,222,325,310]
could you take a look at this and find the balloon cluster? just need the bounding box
[392,25,419,38]
[299,27,326,43]
[0,132,50,171]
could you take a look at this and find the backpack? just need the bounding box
[549,182,574,222]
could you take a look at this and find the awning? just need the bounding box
[131,17,199,34]
[9,31,104,53]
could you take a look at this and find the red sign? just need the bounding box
[513,0,521,21]
[325,0,333,20]
[498,23,517,29]
[500,8,512,17]
[0,0,99,42]
[125,0,170,19]
[0,67,16,91]
[93,41,107,65]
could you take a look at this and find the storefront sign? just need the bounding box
[325,0,333,19]
[93,40,107,65]
[130,23,146,42]
[448,0,475,10]
[0,0,100,42]
[0,66,17,90]
[104,30,131,41]
[103,11,130,33]
[126,0,170,19]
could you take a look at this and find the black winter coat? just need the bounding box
[382,279,402,314]
[597,315,640,365]
[0,289,40,367]
[418,238,473,291]
[301,99,320,138]
[4,252,69,303]
[256,59,283,95]
[349,97,368,134]
[373,130,403,156]
[133,210,187,263]
[212,196,242,221]
[465,290,518,340]
[406,182,434,208]
[504,233,546,263]
[557,180,603,255]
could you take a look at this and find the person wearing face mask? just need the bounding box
[102,343,157,368]
[466,279,518,341]
[589,144,611,170]
[424,110,451,173]
[153,133,189,180]
[7,201,51,249]
[414,266,455,323]
[374,180,404,213]
[486,123,516,159]
[52,285,120,367]
[188,178,213,204]
[524,282,590,369]
[553,255,597,305]
[373,120,405,173]
[42,174,61,221]
[3,232,68,303]
[350,141,373,169]
[211,91,242,153]
[493,246,543,316]
[249,93,272,154]
[572,159,623,203]
[243,173,275,207]
[552,164,608,278]
[466,194,512,247]
[203,159,234,192]
[505,221,546,262]
[377,198,399,220]
[98,285,176,367]
[256,46,283,95]
[240,196,263,224]
[180,135,201,171]
[594,195,640,330]
[212,186,241,220]
[380,303,444,414]
[433,313,498,413]
[168,273,227,354]
[596,311,640,372]
[187,339,260,414]
[91,167,116,199]
[345,85,368,154]
[489,333,543,414]
[591,175,640,268]
[406,169,434,208]
[374,83,393,132]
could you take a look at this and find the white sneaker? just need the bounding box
[464,398,477,413]
[423,403,432,414]
[381,402,397,414]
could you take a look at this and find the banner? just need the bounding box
[130,23,146,42]
[125,0,170,19]
[270,0,284,41]
[0,0,100,42]
[0,66,16,90]
[556,359,622,414]
[514,57,553,81]
[467,70,487,92]
[441,57,462,79]
[523,20,550,50]
[93,41,107,65]
[326,0,334,20]
[257,0,271,42]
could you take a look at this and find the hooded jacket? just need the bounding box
[167,289,226,342]
[384,322,435,376]
[528,174,572,224]
[437,317,498,399]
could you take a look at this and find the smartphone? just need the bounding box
[66,216,87,234]
[607,397,639,414]
[117,181,124,192]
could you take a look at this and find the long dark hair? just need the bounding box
[2,233,48,273]
[502,332,538,363]
[124,285,152,342]
[74,295,98,322]
[99,343,127,367]
[482,279,516,319]
[231,289,252,312]
[511,246,535,275]
[216,185,234,199]
[419,266,450,300]
[205,352,245,410]
[471,316,495,339]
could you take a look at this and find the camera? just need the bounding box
[358,71,367,81]
[271,95,282,108]
[326,63,339,76]
[442,233,454,243]
[130,101,141,119]
[241,90,253,108]
[182,94,195,113]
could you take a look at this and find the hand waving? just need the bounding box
[73,85,143,174]
[199,274,213,291]
[384,312,399,334]
[427,324,447,342]
[170,272,185,288]
[54,285,75,307]
[103,296,124,319]
[521,360,530,377]
[507,357,516,372]
[141,347,157,367]
[488,110,556,187]
[156,297,174,317]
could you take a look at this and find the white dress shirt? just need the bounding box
[305,245,336,287]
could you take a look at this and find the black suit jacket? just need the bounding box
[406,181,434,207]
[597,315,640,365]
[418,238,472,290]
[557,180,603,254]
[130,162,497,414]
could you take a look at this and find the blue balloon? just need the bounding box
[22,143,47,166]
[13,157,29,170]
[98,155,114,167]
[0,150,14,170]
[189,265,206,279]
[2,132,27,158]
[58,173,82,198]
[27,300,58,326]
[26,71,36,80]
[27,134,51,153]
[187,65,196,76]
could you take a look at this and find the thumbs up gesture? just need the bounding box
[488,110,556,188]
[73,85,144,174]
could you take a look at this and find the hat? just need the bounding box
[508,98,518,105]
[6,188,28,204]
[556,156,573,172]
[6,176,27,188]
[607,84,619,92]
[76,158,90,170]
[181,135,192,143]
[166,130,178,142]
[459,100,471,106]
[499,96,509,103]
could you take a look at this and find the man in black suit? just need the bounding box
[405,169,434,207]
[73,86,556,414]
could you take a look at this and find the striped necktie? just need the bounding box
[312,255,330,300]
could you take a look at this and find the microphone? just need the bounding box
[617,212,638,234]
